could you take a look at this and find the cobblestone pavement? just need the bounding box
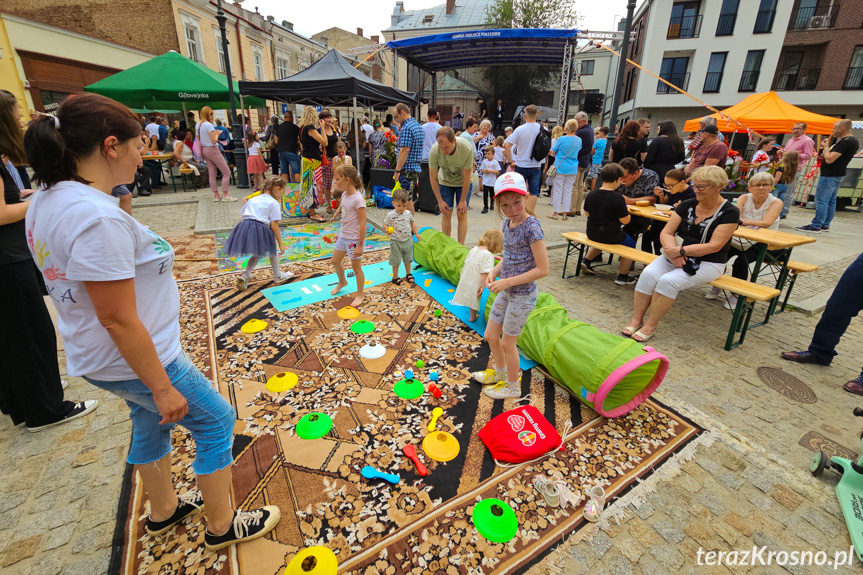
[1,185,862,574]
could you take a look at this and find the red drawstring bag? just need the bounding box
[478,404,569,467]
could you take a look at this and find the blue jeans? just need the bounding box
[514,166,541,196]
[772,184,787,213]
[807,252,863,368]
[811,176,843,230]
[279,151,301,178]
[84,352,235,475]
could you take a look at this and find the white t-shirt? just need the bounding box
[479,158,502,187]
[145,122,160,139]
[505,122,541,168]
[752,150,770,172]
[248,141,261,156]
[361,123,374,140]
[241,193,280,224]
[198,121,217,147]
[25,181,181,381]
[494,145,505,164]
[422,121,442,160]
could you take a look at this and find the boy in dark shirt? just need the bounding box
[581,163,637,285]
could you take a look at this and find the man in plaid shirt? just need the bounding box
[392,103,424,211]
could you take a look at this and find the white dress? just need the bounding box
[453,247,496,310]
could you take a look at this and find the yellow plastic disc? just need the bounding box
[284,546,338,575]
[241,319,267,334]
[337,306,360,320]
[266,372,298,393]
[422,431,460,462]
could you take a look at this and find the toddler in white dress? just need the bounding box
[452,229,504,322]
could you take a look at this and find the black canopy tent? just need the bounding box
[239,50,418,167]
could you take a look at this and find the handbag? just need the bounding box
[193,125,203,161]
[679,199,727,275]
[321,150,330,167]
[546,137,576,178]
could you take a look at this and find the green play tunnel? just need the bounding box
[414,228,668,417]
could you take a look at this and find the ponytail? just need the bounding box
[24,93,141,189]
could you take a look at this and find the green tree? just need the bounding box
[483,0,580,113]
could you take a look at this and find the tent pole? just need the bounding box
[182,102,187,126]
[353,96,361,192]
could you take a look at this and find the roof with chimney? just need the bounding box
[384,0,497,32]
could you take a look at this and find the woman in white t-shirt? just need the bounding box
[197,106,238,202]
[24,94,280,551]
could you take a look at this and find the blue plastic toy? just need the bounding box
[361,465,400,485]
[429,371,439,381]
[405,369,414,380]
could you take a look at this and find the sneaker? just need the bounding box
[27,400,98,432]
[61,379,68,390]
[146,491,205,537]
[221,196,239,202]
[213,196,221,202]
[481,208,489,214]
[581,260,596,276]
[795,225,820,233]
[822,226,830,232]
[236,276,248,292]
[204,506,281,552]
[614,274,636,286]
[483,380,522,400]
[274,271,293,284]
[723,295,739,310]
[704,286,721,300]
[472,368,506,385]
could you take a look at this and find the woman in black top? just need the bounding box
[641,168,697,255]
[609,121,646,166]
[298,106,328,221]
[0,90,97,430]
[319,110,339,214]
[623,165,739,343]
[644,120,685,181]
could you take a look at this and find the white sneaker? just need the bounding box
[274,271,293,284]
[483,380,522,400]
[472,368,506,385]
[704,287,721,300]
[236,276,248,291]
[723,295,739,310]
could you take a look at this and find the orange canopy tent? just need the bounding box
[683,91,840,135]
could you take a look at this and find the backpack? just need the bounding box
[531,124,552,161]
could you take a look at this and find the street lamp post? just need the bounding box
[606,0,637,161]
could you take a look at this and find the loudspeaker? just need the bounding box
[583,93,604,114]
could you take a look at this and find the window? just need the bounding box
[276,56,290,79]
[214,28,226,73]
[716,0,738,36]
[844,46,863,89]
[580,60,595,75]
[703,52,727,92]
[668,2,702,39]
[252,45,264,81]
[739,50,764,91]
[754,0,776,33]
[181,13,204,64]
[658,56,689,93]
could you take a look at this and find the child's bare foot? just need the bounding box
[469,310,478,322]
[350,293,364,307]
[331,281,348,295]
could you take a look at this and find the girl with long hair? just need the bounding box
[773,149,799,219]
[610,120,646,165]
[198,106,237,201]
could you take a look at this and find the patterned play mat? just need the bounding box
[110,255,705,575]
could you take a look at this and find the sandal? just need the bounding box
[632,329,654,343]
[532,476,561,508]
[562,215,568,221]
[547,214,558,220]
[405,274,415,284]
[621,325,641,337]
[392,277,404,286]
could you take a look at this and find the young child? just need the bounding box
[383,188,420,285]
[453,229,503,322]
[246,132,268,191]
[224,176,293,291]
[479,147,502,214]
[772,150,798,219]
[494,136,506,168]
[580,163,637,285]
[330,141,353,203]
[590,126,609,190]
[330,165,367,307]
[472,172,549,399]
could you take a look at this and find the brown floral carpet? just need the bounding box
[110,255,705,575]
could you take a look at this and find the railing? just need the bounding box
[773,68,821,91]
[739,70,760,92]
[753,9,776,33]
[715,13,737,36]
[844,67,863,90]
[789,4,838,30]
[667,15,702,39]
[657,73,689,94]
[703,71,723,93]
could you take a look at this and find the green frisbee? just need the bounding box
[350,320,375,334]
[393,378,424,400]
[296,412,333,440]
[473,498,518,543]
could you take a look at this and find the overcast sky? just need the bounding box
[246,0,630,41]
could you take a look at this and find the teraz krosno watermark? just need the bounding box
[697,547,855,569]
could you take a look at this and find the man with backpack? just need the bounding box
[504,104,550,212]
[569,111,594,217]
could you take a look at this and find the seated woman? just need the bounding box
[706,171,782,309]
[581,163,637,285]
[623,166,740,342]
[171,129,209,188]
[642,168,697,254]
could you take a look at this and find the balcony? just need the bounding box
[703,71,723,93]
[753,9,775,33]
[739,70,760,92]
[789,4,838,30]
[657,73,689,94]
[773,68,821,91]
[715,13,737,36]
[844,67,863,90]
[667,15,702,39]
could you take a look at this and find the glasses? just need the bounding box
[661,181,682,191]
[692,184,712,191]
[751,183,773,188]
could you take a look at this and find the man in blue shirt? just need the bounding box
[158,118,168,151]
[392,103,424,211]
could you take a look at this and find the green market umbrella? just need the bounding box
[84,50,265,111]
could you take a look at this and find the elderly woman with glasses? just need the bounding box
[623,166,740,342]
